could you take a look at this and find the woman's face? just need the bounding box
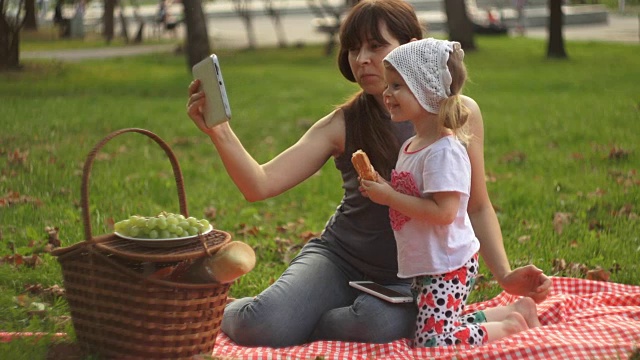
[347,22,401,98]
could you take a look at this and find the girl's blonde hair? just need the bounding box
[439,47,472,145]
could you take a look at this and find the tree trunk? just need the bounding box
[0,0,25,70]
[264,0,287,48]
[104,0,117,44]
[547,0,567,59]
[119,6,129,43]
[240,15,257,49]
[24,0,37,30]
[232,0,257,49]
[182,0,211,69]
[444,0,476,51]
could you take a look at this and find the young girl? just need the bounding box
[361,38,539,347]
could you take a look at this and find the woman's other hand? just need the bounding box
[499,265,552,303]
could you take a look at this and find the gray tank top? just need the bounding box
[320,119,414,281]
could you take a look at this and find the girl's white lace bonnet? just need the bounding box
[384,38,463,114]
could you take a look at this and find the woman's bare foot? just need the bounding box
[513,297,541,328]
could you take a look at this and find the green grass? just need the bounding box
[1,37,639,357]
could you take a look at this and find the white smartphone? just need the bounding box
[192,54,232,128]
[349,281,413,304]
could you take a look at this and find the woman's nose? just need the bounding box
[356,49,371,64]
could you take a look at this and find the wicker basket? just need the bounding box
[52,128,232,360]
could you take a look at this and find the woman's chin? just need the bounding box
[359,81,385,96]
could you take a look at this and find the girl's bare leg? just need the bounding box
[482,297,541,328]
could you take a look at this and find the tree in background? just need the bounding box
[23,0,35,29]
[104,0,116,43]
[444,0,476,51]
[264,0,286,48]
[1,0,26,70]
[232,0,257,50]
[182,0,210,69]
[547,0,567,58]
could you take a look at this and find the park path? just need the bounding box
[21,10,638,62]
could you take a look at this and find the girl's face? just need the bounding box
[383,66,424,122]
[347,22,402,98]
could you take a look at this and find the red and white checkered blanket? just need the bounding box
[211,277,640,360]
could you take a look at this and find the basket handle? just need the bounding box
[81,128,188,240]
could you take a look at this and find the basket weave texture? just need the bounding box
[52,128,231,359]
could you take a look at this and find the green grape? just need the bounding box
[114,220,128,232]
[167,224,179,234]
[156,217,168,230]
[133,216,147,227]
[146,218,158,230]
[116,213,212,239]
[179,220,190,230]
[138,226,150,238]
[129,226,140,237]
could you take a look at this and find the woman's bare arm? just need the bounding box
[463,96,551,301]
[187,80,345,202]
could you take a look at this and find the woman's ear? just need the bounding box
[410,38,418,42]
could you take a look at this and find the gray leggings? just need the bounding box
[221,239,417,347]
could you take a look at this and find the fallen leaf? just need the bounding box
[0,191,43,207]
[586,267,610,282]
[501,151,527,164]
[45,226,61,248]
[553,212,572,235]
[236,224,260,237]
[18,255,43,268]
[568,262,589,276]
[552,258,567,272]
[299,230,319,242]
[204,206,217,220]
[517,235,531,244]
[588,219,604,232]
[587,188,606,198]
[608,146,630,160]
[8,148,29,164]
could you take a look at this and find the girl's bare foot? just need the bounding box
[513,297,541,328]
[504,312,529,335]
[484,312,529,343]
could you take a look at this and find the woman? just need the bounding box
[186,0,550,347]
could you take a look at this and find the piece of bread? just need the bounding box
[351,149,377,181]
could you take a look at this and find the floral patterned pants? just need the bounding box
[411,254,488,347]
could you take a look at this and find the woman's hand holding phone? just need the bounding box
[187,79,211,133]
[191,54,232,128]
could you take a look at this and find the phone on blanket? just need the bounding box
[349,281,413,304]
[192,54,232,128]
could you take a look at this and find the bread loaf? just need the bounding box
[351,149,377,181]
